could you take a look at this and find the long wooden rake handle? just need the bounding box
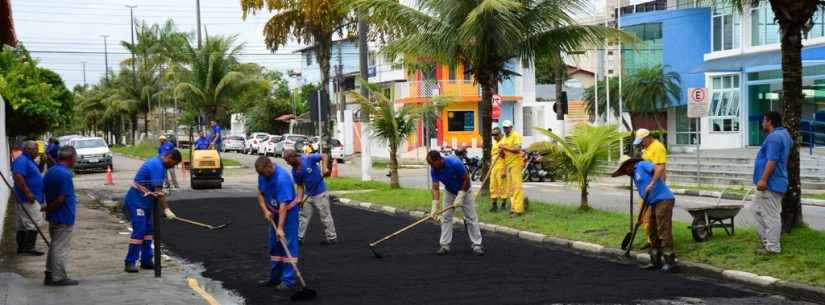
[272,221,308,289]
[174,217,215,229]
[368,203,462,248]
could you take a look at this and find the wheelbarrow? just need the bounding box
[685,188,751,242]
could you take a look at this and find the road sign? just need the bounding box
[492,94,502,120]
[687,87,708,118]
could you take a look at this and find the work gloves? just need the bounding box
[453,191,467,207]
[164,208,176,220]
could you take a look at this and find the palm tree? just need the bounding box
[348,80,420,188]
[240,0,353,158]
[539,124,621,209]
[174,35,268,124]
[716,0,822,231]
[623,65,681,130]
[352,0,625,176]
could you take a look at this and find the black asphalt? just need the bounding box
[159,196,810,305]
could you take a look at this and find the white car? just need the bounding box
[281,134,309,152]
[223,136,245,153]
[258,135,283,156]
[68,137,112,172]
[330,138,344,162]
[245,132,270,154]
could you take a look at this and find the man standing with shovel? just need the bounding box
[612,158,676,272]
[427,150,484,256]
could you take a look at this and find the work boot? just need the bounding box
[298,238,304,246]
[660,253,676,273]
[472,247,485,256]
[43,272,53,286]
[320,238,337,246]
[489,201,498,212]
[755,248,779,256]
[275,283,296,292]
[140,262,155,270]
[16,231,26,254]
[436,246,450,256]
[640,249,662,270]
[257,279,280,287]
[48,278,79,286]
[124,263,139,273]
[23,231,44,256]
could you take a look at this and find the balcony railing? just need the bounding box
[394,80,481,101]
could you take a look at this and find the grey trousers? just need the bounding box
[165,166,179,188]
[15,200,43,231]
[46,223,74,281]
[298,192,337,240]
[440,191,483,250]
[752,190,783,253]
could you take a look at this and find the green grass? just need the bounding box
[327,177,825,287]
[111,142,241,167]
[807,193,825,201]
[670,184,751,195]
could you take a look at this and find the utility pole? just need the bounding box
[195,0,202,48]
[100,34,110,81]
[337,41,344,126]
[126,4,138,143]
[357,17,372,181]
[81,61,87,86]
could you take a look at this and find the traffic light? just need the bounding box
[554,91,568,120]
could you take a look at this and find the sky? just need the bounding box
[11,0,608,89]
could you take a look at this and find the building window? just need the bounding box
[367,51,376,66]
[447,111,475,132]
[709,75,741,132]
[305,52,313,66]
[809,10,825,39]
[712,5,740,51]
[675,106,700,144]
[622,23,663,76]
[448,64,457,82]
[751,3,779,46]
[676,0,708,9]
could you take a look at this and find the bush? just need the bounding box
[526,141,574,181]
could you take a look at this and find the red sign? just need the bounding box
[492,95,502,120]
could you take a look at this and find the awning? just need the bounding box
[274,114,294,121]
[692,45,825,73]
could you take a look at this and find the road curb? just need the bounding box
[671,188,825,207]
[333,197,825,303]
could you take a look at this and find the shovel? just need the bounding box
[621,192,650,256]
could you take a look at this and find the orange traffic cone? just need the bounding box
[331,161,339,178]
[105,165,114,185]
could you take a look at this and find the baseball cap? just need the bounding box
[159,135,167,140]
[632,128,650,145]
[502,120,513,128]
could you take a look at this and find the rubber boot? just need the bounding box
[16,231,26,254]
[660,253,676,273]
[27,231,44,256]
[640,249,662,270]
[489,200,498,212]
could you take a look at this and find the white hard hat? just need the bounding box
[502,120,513,128]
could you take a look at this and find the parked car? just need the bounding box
[258,135,283,156]
[68,137,112,172]
[223,135,245,153]
[245,132,270,154]
[281,134,309,153]
[330,138,344,162]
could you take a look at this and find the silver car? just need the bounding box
[223,136,245,153]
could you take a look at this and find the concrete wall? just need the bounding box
[0,95,10,244]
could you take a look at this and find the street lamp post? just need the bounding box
[100,34,110,81]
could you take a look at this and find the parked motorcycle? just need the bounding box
[522,151,550,182]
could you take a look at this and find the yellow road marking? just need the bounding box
[187,277,221,305]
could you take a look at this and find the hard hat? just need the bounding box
[633,128,650,145]
[502,120,513,128]
[159,135,167,140]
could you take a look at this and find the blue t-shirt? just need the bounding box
[44,164,77,225]
[754,127,792,194]
[430,156,467,195]
[634,161,674,205]
[211,125,222,145]
[134,157,166,190]
[11,154,45,204]
[195,137,210,150]
[46,143,60,159]
[258,165,296,212]
[157,141,175,157]
[292,154,326,196]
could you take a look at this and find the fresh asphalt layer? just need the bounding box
[157,194,815,305]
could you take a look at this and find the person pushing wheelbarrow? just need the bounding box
[612,158,676,273]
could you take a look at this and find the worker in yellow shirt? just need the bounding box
[633,128,667,248]
[498,120,525,217]
[489,127,507,212]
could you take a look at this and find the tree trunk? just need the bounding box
[316,33,335,172]
[777,11,805,232]
[389,145,400,188]
[477,72,496,195]
[580,179,589,210]
[131,113,138,144]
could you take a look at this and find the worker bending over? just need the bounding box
[427,150,484,256]
[123,150,181,273]
[255,157,300,291]
[612,158,676,272]
[498,120,525,216]
[283,149,338,245]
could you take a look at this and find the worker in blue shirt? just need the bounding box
[45,138,59,168]
[123,149,182,273]
[426,150,484,256]
[751,111,792,255]
[12,141,45,256]
[157,135,179,189]
[612,157,676,272]
[194,132,211,150]
[210,121,222,152]
[254,156,299,291]
[284,149,337,245]
[42,146,80,286]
